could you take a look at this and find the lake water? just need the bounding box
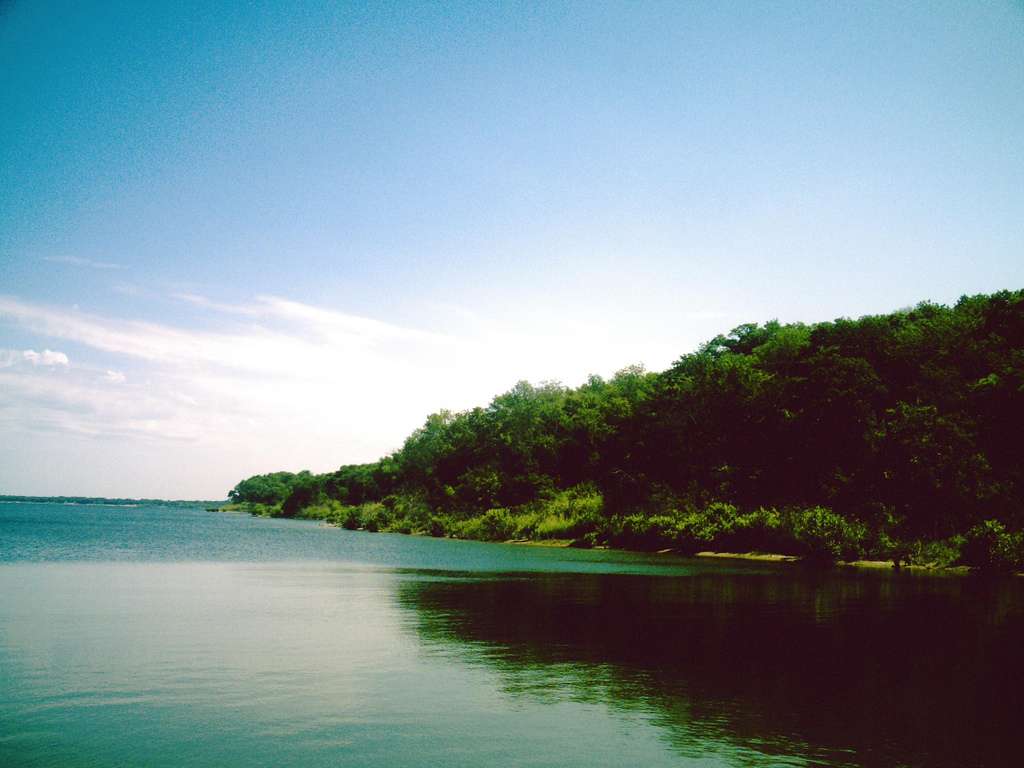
[1,502,1021,767]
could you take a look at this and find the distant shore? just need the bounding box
[1,495,222,507]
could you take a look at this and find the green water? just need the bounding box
[1,502,1021,767]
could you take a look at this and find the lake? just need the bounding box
[1,502,1021,767]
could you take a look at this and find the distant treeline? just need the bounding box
[229,290,1024,570]
[0,496,221,507]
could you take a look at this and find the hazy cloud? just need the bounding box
[684,311,731,320]
[111,283,145,297]
[174,292,451,345]
[44,255,123,270]
[0,371,205,443]
[173,293,260,316]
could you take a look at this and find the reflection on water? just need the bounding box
[397,570,1024,768]
[2,503,1023,767]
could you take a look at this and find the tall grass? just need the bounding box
[237,485,1014,569]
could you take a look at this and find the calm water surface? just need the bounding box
[1,502,1022,767]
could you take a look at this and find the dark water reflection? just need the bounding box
[397,568,1024,767]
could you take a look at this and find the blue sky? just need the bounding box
[1,1,1022,498]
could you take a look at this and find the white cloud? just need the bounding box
[0,368,203,442]
[0,295,450,374]
[22,349,69,366]
[173,293,260,316]
[430,301,481,324]
[254,294,449,344]
[0,295,464,456]
[684,310,731,320]
[174,292,450,345]
[43,255,123,270]
[0,292,684,497]
[172,392,198,406]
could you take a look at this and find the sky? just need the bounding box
[1,0,1022,499]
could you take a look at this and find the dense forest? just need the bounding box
[228,290,1024,570]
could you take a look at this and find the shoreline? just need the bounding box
[692,550,974,575]
[305,518,1010,577]
[506,539,984,576]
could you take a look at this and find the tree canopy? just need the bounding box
[229,290,1024,569]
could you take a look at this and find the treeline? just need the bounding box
[229,290,1024,570]
[0,495,221,507]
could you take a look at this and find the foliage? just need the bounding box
[906,536,965,569]
[228,471,305,506]
[227,290,1024,569]
[787,506,866,562]
[962,520,1024,571]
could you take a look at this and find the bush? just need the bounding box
[281,479,320,518]
[963,520,1024,571]
[341,507,361,530]
[511,511,540,539]
[605,503,788,554]
[673,511,719,552]
[533,513,573,539]
[448,516,484,540]
[388,494,433,532]
[788,506,866,562]
[672,503,755,553]
[609,514,678,550]
[297,499,346,523]
[718,506,788,553]
[907,536,965,568]
[526,486,605,541]
[359,502,389,532]
[479,508,517,541]
[246,503,279,518]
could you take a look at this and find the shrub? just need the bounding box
[479,508,517,541]
[788,506,866,563]
[511,511,541,539]
[447,516,480,540]
[907,536,965,568]
[724,507,787,553]
[340,507,361,530]
[673,512,719,552]
[360,502,389,532]
[534,513,573,539]
[389,494,432,532]
[298,499,347,523]
[247,503,279,518]
[609,514,678,550]
[526,486,605,541]
[535,509,604,542]
[962,520,1024,571]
